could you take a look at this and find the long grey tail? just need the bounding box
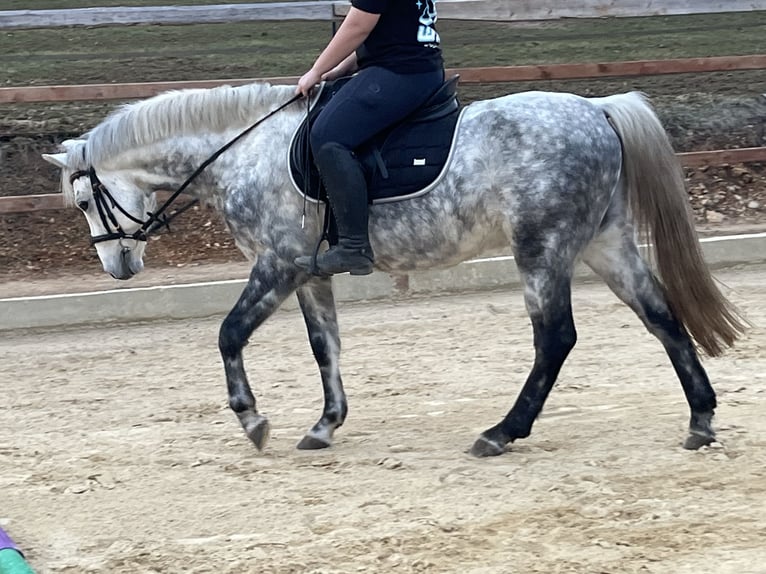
[593,92,748,356]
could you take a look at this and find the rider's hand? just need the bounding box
[296,68,323,97]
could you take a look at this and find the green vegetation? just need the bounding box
[0,10,763,135]
[0,12,763,84]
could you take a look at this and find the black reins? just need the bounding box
[70,92,303,245]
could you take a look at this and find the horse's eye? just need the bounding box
[77,200,89,211]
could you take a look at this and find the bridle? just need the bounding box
[70,92,303,246]
[69,166,187,244]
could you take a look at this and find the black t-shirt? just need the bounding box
[351,0,443,74]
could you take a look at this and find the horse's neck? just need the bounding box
[138,109,301,208]
[94,139,218,215]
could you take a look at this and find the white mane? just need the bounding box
[80,82,296,169]
[60,82,296,203]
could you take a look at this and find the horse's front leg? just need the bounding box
[294,276,347,450]
[219,252,304,451]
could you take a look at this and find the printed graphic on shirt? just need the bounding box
[416,0,440,46]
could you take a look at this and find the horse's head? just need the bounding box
[42,139,155,280]
[41,82,300,281]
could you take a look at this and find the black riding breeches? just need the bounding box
[309,66,444,154]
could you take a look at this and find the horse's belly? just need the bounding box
[370,201,508,273]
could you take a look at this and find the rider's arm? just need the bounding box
[312,8,378,74]
[296,7,379,95]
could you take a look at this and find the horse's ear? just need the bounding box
[61,138,87,149]
[41,152,68,168]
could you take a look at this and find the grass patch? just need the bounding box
[0,10,763,135]
[0,12,763,85]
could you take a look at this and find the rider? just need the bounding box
[294,0,444,276]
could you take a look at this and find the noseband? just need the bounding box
[70,92,303,246]
[69,167,175,244]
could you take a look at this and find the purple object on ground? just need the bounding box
[0,528,21,553]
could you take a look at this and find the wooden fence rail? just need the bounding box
[2,0,765,28]
[3,55,766,104]
[0,2,336,28]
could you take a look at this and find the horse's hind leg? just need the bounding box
[219,253,303,451]
[294,276,347,449]
[582,225,717,449]
[472,261,578,457]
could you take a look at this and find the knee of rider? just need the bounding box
[310,118,353,155]
[309,127,336,157]
[312,140,352,169]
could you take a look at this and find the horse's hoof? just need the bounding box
[470,436,505,457]
[297,434,332,450]
[241,414,271,451]
[683,432,716,450]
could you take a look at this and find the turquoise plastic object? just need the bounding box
[0,549,35,574]
[0,528,35,574]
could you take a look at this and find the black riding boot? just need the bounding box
[295,142,374,275]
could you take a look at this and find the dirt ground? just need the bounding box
[2,265,764,574]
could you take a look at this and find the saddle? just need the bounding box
[288,74,462,205]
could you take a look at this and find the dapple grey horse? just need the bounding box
[42,82,746,456]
